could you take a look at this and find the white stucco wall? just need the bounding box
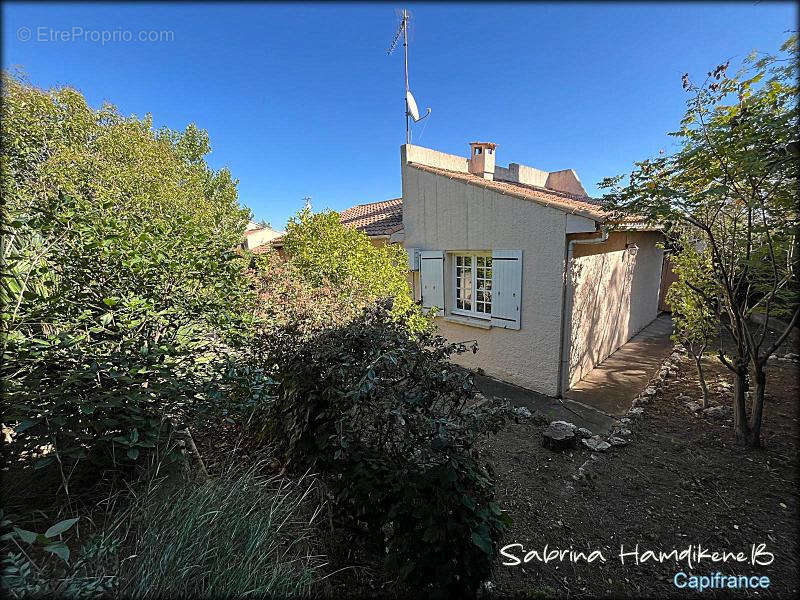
[402,162,569,396]
[566,231,664,388]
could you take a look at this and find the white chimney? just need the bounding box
[468,142,496,180]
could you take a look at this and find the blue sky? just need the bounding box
[2,2,796,228]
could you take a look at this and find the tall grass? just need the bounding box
[114,456,325,598]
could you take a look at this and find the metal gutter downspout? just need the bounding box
[556,224,609,398]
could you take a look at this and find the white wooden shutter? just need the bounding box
[419,250,444,315]
[491,249,522,329]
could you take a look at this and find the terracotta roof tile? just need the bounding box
[339,197,403,237]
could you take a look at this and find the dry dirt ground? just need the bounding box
[479,351,799,598]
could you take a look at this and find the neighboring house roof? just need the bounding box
[408,162,610,222]
[339,197,404,237]
[259,197,404,252]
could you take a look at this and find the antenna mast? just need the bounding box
[388,9,428,144]
[402,9,410,144]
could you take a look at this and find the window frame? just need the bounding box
[450,252,493,320]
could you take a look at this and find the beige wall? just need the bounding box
[566,231,664,387]
[402,163,570,396]
[244,227,284,250]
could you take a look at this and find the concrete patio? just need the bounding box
[477,313,674,434]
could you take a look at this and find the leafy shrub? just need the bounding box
[277,208,429,331]
[251,249,365,332]
[260,300,511,597]
[1,511,118,599]
[1,72,254,470]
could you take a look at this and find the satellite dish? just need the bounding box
[406,90,431,123]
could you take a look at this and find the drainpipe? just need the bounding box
[556,224,609,398]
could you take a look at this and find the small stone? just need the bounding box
[513,407,532,418]
[628,407,645,416]
[575,427,593,439]
[582,435,611,452]
[542,422,577,451]
[619,418,632,424]
[549,420,577,432]
[613,428,632,437]
[643,386,657,396]
[607,436,628,447]
[685,401,702,412]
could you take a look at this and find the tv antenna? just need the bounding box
[388,9,431,143]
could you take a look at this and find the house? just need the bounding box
[393,142,664,398]
[254,141,665,398]
[338,198,404,246]
[244,222,285,250]
[243,222,285,251]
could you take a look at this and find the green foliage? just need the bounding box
[1,510,117,599]
[261,300,511,597]
[0,457,323,600]
[599,36,799,445]
[1,72,255,468]
[666,235,719,353]
[600,35,798,334]
[280,208,429,331]
[114,457,323,598]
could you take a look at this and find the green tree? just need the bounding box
[601,36,799,447]
[278,207,428,330]
[665,234,719,408]
[1,72,254,471]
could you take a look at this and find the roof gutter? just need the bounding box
[556,225,610,398]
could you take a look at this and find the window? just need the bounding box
[452,254,492,319]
